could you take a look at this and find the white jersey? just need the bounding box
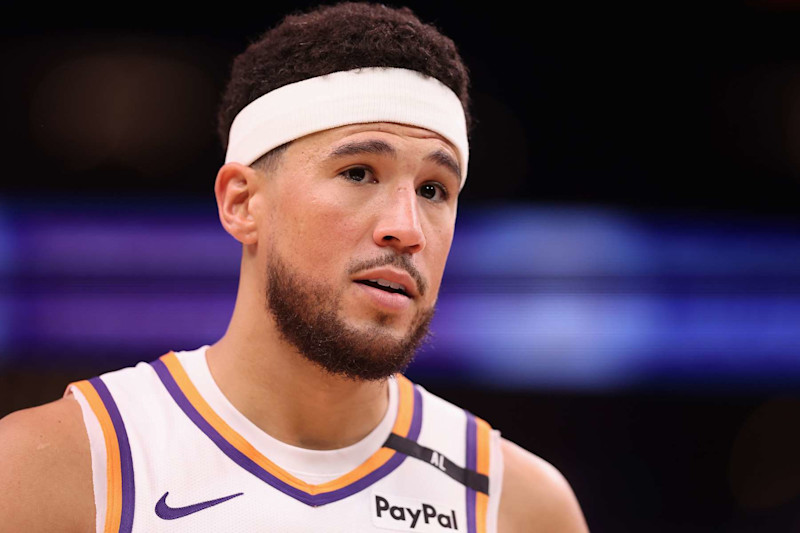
[67,346,504,532]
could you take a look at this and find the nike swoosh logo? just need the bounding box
[155,491,244,520]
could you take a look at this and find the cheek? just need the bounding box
[426,208,456,257]
[273,190,367,271]
[422,221,456,295]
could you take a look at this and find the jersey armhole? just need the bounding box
[66,384,108,533]
[486,429,504,533]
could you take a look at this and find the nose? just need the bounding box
[373,186,426,254]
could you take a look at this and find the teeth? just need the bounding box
[369,279,406,291]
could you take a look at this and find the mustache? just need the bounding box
[347,254,428,296]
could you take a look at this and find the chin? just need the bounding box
[347,311,412,337]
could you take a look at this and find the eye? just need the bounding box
[339,166,375,183]
[417,182,448,202]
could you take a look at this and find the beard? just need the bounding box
[266,251,435,381]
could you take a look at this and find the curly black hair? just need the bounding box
[216,2,471,153]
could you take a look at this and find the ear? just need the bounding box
[214,162,261,245]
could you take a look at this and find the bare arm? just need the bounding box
[0,397,95,533]
[498,439,588,533]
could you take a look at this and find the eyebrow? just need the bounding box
[326,139,462,185]
[328,140,396,158]
[423,150,462,186]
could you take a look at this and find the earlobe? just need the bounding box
[214,162,260,245]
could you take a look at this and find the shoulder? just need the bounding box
[0,396,94,532]
[497,438,588,533]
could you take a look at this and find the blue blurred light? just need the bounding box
[1,200,799,391]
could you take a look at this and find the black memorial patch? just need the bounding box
[383,433,489,494]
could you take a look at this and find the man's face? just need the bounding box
[253,122,461,380]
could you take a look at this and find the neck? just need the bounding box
[206,306,389,451]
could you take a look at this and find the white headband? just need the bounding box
[225,67,469,187]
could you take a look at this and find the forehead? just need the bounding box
[288,122,461,163]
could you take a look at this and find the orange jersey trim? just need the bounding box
[475,416,492,533]
[158,351,416,496]
[72,380,123,533]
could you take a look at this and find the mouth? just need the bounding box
[354,279,410,298]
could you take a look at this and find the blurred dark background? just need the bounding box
[2,1,800,531]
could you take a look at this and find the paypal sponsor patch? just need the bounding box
[371,492,462,531]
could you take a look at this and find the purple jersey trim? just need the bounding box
[465,411,478,533]
[89,376,136,533]
[150,358,423,507]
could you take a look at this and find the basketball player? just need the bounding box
[0,4,588,532]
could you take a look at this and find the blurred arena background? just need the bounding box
[2,1,800,530]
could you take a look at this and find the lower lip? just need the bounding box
[354,282,412,312]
